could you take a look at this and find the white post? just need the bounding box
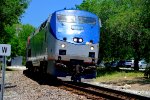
[1,56,6,100]
[0,44,11,100]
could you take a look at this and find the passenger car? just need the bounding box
[117,60,125,67]
[125,60,134,67]
[110,61,118,67]
[138,60,147,69]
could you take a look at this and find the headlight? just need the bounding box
[90,46,94,50]
[61,44,66,48]
[86,42,92,45]
[86,42,90,45]
[73,38,77,42]
[79,38,83,42]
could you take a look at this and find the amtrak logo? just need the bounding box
[58,27,84,35]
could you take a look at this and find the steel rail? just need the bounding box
[62,81,150,100]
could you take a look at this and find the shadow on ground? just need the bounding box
[23,70,63,86]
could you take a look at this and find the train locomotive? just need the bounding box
[26,9,101,82]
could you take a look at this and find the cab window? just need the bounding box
[78,16,96,25]
[57,14,75,23]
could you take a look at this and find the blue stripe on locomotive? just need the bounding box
[49,9,100,44]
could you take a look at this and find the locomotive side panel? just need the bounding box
[26,21,48,71]
[46,25,57,75]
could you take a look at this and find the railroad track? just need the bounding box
[23,70,150,100]
[61,81,150,100]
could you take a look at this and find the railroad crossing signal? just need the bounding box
[0,44,11,100]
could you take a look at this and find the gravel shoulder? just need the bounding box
[2,70,89,100]
[89,77,150,97]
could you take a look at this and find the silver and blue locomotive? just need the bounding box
[26,9,101,82]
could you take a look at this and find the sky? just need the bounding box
[21,0,83,28]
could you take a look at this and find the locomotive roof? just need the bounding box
[53,9,97,17]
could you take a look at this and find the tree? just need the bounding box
[105,0,144,70]
[77,0,150,71]
[141,0,150,62]
[5,24,35,64]
[17,24,35,57]
[0,0,30,44]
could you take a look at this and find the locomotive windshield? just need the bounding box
[57,14,75,23]
[78,16,96,25]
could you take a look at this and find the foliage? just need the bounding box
[0,0,30,44]
[144,64,150,78]
[5,24,35,60]
[77,0,150,70]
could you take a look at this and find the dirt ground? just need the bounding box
[90,76,150,98]
[99,77,150,91]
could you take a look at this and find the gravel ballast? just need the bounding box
[2,71,89,100]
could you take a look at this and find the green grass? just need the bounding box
[95,67,144,83]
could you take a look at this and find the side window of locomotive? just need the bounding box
[78,16,96,25]
[57,14,75,23]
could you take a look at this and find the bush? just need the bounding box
[144,64,150,78]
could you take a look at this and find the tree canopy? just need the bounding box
[0,0,30,44]
[77,0,150,70]
[5,24,35,57]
